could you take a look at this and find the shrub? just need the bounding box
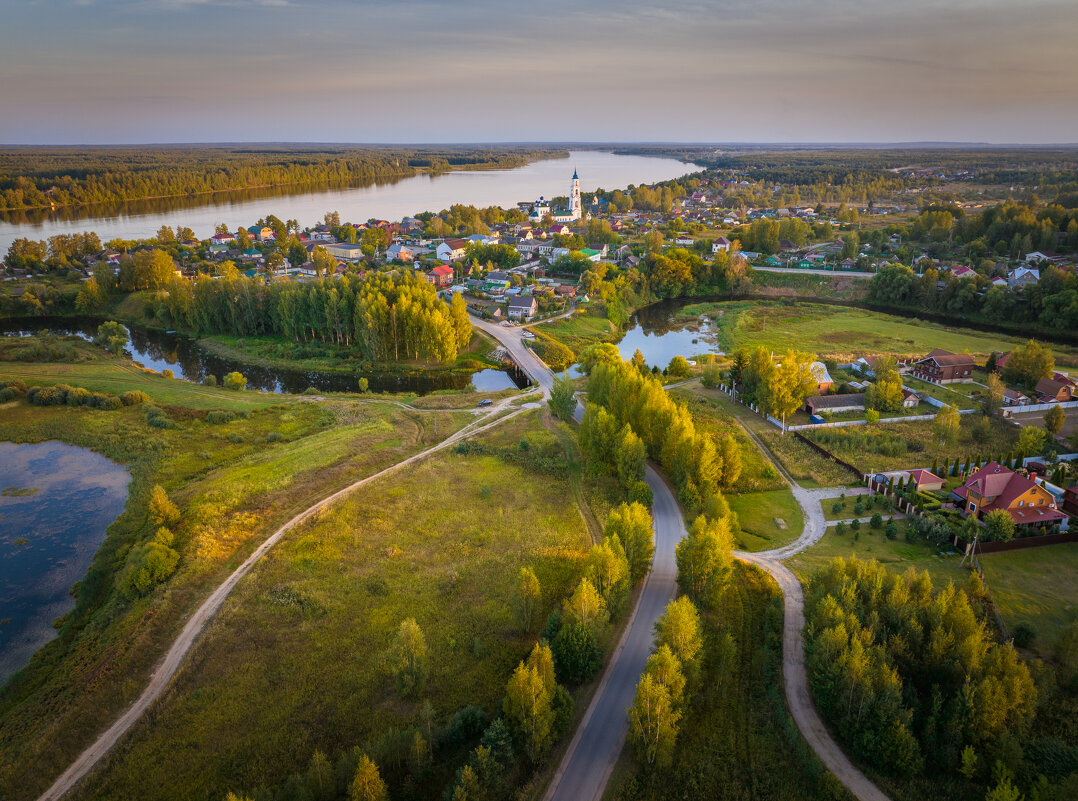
[832,502,842,514]
[223,371,247,391]
[303,387,320,395]
[628,480,653,508]
[161,369,174,379]
[552,621,604,685]
[870,513,883,529]
[1012,622,1036,649]
[0,387,15,402]
[201,374,217,387]
[836,522,847,536]
[117,527,180,598]
[854,501,865,515]
[266,431,282,443]
[206,410,236,425]
[865,409,880,424]
[436,706,490,751]
[120,390,151,406]
[850,518,861,531]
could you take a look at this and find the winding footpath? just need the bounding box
[473,316,891,801]
[37,397,532,801]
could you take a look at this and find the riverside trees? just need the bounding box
[151,271,470,364]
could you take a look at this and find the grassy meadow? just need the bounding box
[674,301,1078,367]
[67,411,595,801]
[529,310,618,356]
[979,544,1078,654]
[0,367,476,801]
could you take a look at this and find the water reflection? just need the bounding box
[0,441,130,684]
[0,317,527,395]
[615,299,724,368]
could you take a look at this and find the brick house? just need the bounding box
[910,349,975,384]
[954,462,1068,529]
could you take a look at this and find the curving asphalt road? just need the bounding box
[471,320,891,801]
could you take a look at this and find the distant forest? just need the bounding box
[0,145,566,211]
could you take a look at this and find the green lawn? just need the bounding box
[728,489,805,552]
[903,376,980,411]
[818,494,892,521]
[0,392,473,801]
[671,301,1078,368]
[787,520,968,589]
[979,544,1078,654]
[530,310,617,355]
[66,412,594,801]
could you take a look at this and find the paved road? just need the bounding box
[37,399,529,801]
[472,325,892,801]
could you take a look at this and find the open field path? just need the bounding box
[37,395,529,801]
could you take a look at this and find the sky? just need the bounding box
[1,0,1077,145]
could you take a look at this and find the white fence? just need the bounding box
[1003,400,1078,416]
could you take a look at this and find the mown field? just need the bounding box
[0,363,476,801]
[67,411,594,801]
[608,562,846,801]
[979,544,1078,654]
[673,301,1078,367]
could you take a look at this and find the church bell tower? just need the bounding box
[570,168,581,220]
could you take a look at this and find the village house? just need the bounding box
[809,361,833,393]
[1034,374,1075,403]
[324,242,366,262]
[507,294,538,320]
[436,238,470,262]
[954,462,1068,529]
[426,264,454,287]
[805,393,866,415]
[1003,388,1031,407]
[247,225,275,243]
[910,349,975,384]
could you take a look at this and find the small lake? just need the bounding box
[0,150,699,254]
[0,317,527,395]
[615,299,725,368]
[0,441,130,685]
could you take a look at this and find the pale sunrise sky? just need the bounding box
[1,0,1076,144]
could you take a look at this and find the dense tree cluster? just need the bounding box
[149,272,471,364]
[730,346,817,421]
[806,558,1036,778]
[582,359,742,511]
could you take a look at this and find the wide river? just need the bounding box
[0,151,698,253]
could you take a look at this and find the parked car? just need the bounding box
[476,399,493,407]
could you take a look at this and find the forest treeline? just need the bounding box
[146,270,473,364]
[0,146,563,211]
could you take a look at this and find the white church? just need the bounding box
[529,169,585,224]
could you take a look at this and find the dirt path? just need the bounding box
[36,399,528,801]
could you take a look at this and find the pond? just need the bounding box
[0,441,130,685]
[615,299,726,368]
[0,317,528,395]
